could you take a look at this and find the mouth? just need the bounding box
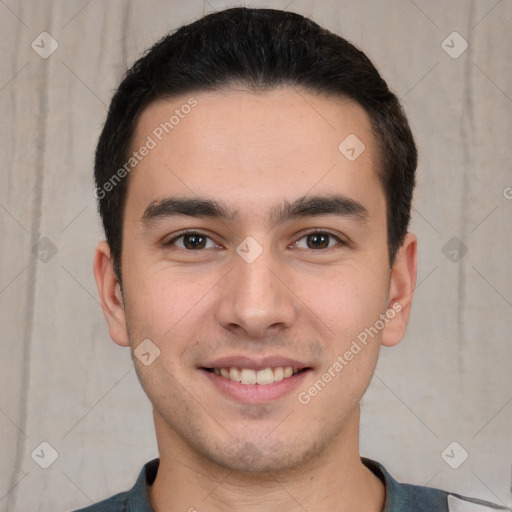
[199,356,313,403]
[202,366,310,385]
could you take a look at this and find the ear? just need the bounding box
[93,241,130,347]
[381,232,417,347]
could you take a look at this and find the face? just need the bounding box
[95,87,416,473]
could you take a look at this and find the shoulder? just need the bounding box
[71,491,127,511]
[446,493,511,511]
[70,458,159,512]
[400,482,510,512]
[362,458,510,512]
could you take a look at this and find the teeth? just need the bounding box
[229,367,241,382]
[212,366,301,385]
[273,366,284,382]
[256,368,274,385]
[240,368,257,385]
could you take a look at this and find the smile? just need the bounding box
[205,366,304,385]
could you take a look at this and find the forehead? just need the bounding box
[126,87,384,225]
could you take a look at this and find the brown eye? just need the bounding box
[169,232,218,250]
[294,232,342,250]
[183,234,207,249]
[306,233,330,249]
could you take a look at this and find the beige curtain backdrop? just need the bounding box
[0,1,511,510]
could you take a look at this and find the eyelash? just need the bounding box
[165,230,345,251]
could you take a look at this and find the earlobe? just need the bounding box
[93,241,130,347]
[381,233,418,347]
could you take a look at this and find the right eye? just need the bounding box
[166,231,221,250]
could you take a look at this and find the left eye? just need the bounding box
[294,232,342,250]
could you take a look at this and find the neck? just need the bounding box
[148,410,385,512]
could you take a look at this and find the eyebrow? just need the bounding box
[140,194,368,227]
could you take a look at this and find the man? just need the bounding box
[82,7,509,512]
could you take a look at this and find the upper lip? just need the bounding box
[201,356,311,371]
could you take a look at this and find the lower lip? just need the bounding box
[200,369,311,404]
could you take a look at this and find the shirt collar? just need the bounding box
[126,457,449,512]
[362,457,448,511]
[125,458,159,512]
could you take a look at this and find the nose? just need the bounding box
[215,247,298,339]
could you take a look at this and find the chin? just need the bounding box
[196,432,330,476]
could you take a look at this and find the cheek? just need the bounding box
[299,263,390,343]
[121,261,220,352]
[122,270,179,336]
